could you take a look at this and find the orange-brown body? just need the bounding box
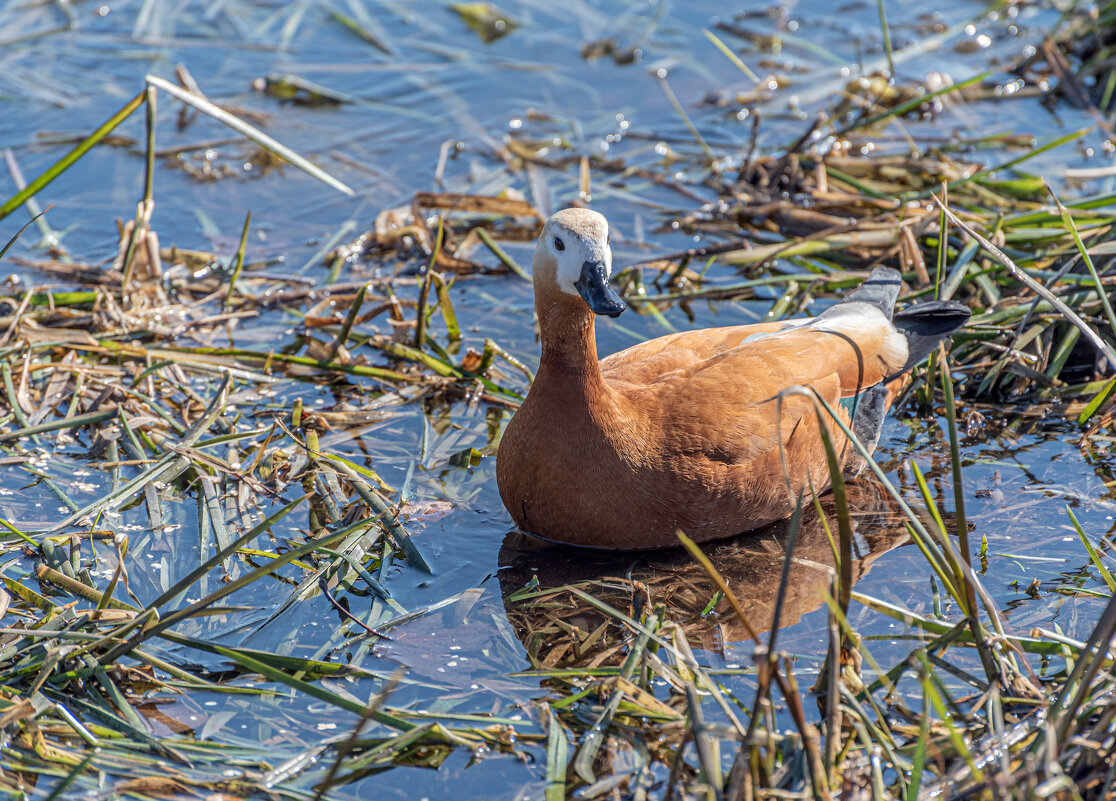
[496,209,966,550]
[497,292,902,549]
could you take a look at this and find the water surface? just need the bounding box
[1,1,1114,797]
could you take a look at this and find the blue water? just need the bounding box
[1,1,1114,798]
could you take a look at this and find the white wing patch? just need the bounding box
[740,302,909,374]
[738,317,811,345]
[808,302,909,373]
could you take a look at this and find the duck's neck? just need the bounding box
[536,294,607,394]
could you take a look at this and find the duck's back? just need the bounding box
[598,320,790,386]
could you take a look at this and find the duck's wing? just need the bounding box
[645,291,969,467]
[599,320,793,385]
[736,301,911,396]
[610,266,968,405]
[603,302,907,401]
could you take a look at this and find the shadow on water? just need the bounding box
[497,481,924,661]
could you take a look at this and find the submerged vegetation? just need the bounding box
[2,0,1116,799]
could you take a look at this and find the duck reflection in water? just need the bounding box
[498,481,935,662]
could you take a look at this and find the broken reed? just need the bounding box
[0,342,523,797]
[5,12,1116,796]
[498,108,1116,798]
[6,175,1116,799]
[7,178,1116,798]
[512,376,1116,800]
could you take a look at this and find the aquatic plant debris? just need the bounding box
[450,3,519,44]
[1,0,1116,798]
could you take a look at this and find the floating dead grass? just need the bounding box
[2,5,1116,799]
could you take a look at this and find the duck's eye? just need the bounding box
[606,232,611,245]
[554,236,565,251]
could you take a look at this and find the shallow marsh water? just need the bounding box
[2,0,1116,798]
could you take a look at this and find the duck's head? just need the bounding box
[533,208,626,318]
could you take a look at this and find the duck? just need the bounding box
[496,208,970,550]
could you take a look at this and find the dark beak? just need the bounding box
[574,260,626,318]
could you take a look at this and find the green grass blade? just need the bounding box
[224,211,251,311]
[1067,506,1116,592]
[0,516,38,546]
[936,198,1116,370]
[703,28,759,82]
[677,531,760,641]
[905,653,932,801]
[545,708,569,801]
[0,91,146,223]
[100,515,358,663]
[327,282,368,362]
[876,0,894,76]
[147,492,312,610]
[210,644,414,730]
[41,750,96,801]
[1051,188,1116,340]
[0,206,52,259]
[840,71,988,135]
[476,227,531,281]
[1078,375,1116,425]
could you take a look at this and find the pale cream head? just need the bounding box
[533,208,625,317]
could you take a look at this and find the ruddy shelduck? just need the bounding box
[496,208,970,550]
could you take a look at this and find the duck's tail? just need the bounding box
[891,301,972,375]
[841,266,904,319]
[834,267,971,476]
[836,266,971,376]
